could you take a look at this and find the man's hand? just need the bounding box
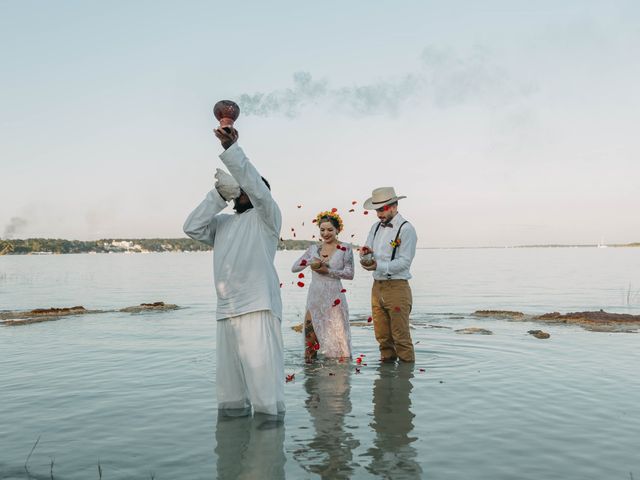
[214,168,241,201]
[361,260,377,271]
[214,127,239,150]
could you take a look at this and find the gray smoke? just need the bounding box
[237,46,533,118]
[3,217,28,239]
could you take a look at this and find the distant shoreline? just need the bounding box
[1,238,638,255]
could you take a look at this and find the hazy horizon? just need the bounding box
[2,1,639,248]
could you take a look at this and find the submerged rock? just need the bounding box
[473,310,526,319]
[119,302,178,313]
[528,329,551,339]
[534,310,640,333]
[455,327,493,335]
[1,306,102,326]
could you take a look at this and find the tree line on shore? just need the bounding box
[0,238,316,255]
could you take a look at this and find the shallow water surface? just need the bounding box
[1,249,639,479]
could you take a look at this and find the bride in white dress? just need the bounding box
[292,211,354,362]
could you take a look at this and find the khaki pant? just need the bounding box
[371,280,415,362]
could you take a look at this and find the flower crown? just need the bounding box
[315,209,344,232]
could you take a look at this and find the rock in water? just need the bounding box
[455,327,493,335]
[528,330,550,339]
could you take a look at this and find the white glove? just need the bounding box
[215,168,241,201]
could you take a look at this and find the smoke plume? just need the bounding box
[3,217,28,239]
[237,46,534,118]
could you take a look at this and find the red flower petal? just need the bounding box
[300,259,308,266]
[363,211,369,215]
[313,343,320,351]
[307,341,314,348]
[286,374,295,382]
[356,357,362,364]
[352,201,357,205]
[297,281,305,287]
[333,298,341,306]
[298,273,305,278]
[312,219,317,223]
[367,316,373,323]
[340,288,346,293]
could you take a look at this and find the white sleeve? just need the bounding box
[183,189,229,247]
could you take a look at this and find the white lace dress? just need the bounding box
[292,244,354,358]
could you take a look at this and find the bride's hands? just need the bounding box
[310,258,329,275]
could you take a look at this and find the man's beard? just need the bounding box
[233,198,253,214]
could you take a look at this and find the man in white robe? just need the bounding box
[183,127,285,417]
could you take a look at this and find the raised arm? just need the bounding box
[327,246,354,280]
[183,189,229,246]
[219,143,281,237]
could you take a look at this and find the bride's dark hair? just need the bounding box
[318,215,340,232]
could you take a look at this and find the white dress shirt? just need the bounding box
[183,143,283,320]
[364,212,417,281]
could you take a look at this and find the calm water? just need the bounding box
[1,249,639,479]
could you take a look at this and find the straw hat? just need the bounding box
[363,187,407,210]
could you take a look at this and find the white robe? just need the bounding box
[183,143,282,321]
[183,143,285,415]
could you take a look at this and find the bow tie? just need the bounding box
[380,222,393,228]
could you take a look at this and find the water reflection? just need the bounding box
[365,362,422,479]
[215,412,285,479]
[295,362,360,479]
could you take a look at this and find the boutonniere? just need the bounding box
[390,238,402,248]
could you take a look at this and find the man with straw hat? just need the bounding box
[360,187,417,362]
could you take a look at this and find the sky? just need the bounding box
[1,0,638,247]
